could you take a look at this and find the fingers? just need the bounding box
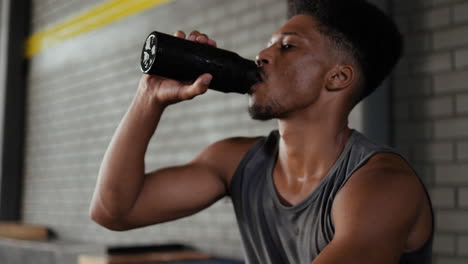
[184,30,217,47]
[138,73,211,105]
[178,73,212,100]
[207,39,217,47]
[187,30,201,41]
[188,30,208,44]
[174,30,186,39]
[173,30,216,47]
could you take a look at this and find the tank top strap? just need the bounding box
[340,131,400,185]
[228,131,277,196]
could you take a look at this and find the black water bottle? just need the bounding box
[140,31,259,94]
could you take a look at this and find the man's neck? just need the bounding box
[276,111,351,184]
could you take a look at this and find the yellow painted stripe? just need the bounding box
[25,0,172,58]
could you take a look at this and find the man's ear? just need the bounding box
[325,65,355,92]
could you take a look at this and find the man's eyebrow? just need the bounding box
[280,32,300,36]
[268,32,301,45]
[271,32,301,39]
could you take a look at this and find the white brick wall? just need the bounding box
[393,0,468,262]
[458,188,468,207]
[434,70,468,93]
[31,0,103,32]
[454,48,468,68]
[435,118,468,138]
[458,236,468,255]
[437,211,468,231]
[23,0,292,258]
[24,0,287,259]
[24,0,373,258]
[411,96,454,118]
[435,164,468,184]
[433,233,456,254]
[410,7,451,31]
[413,142,454,162]
[436,257,468,264]
[434,25,468,50]
[458,141,468,160]
[410,52,452,74]
[456,94,468,113]
[430,187,456,208]
[23,0,468,262]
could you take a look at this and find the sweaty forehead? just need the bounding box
[272,14,323,41]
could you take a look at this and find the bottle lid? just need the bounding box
[140,32,158,74]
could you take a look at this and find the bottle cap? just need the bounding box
[140,32,158,74]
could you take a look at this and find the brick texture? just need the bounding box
[458,236,468,256]
[24,0,285,259]
[434,70,468,94]
[394,76,432,98]
[458,141,468,160]
[410,7,450,31]
[436,211,468,232]
[454,2,468,24]
[436,257,468,264]
[433,233,456,255]
[395,121,433,141]
[435,164,468,184]
[430,187,456,208]
[435,118,468,138]
[22,0,468,263]
[434,25,468,50]
[411,96,453,118]
[456,93,468,114]
[459,187,468,208]
[454,48,468,69]
[410,52,452,74]
[393,0,468,262]
[413,142,454,162]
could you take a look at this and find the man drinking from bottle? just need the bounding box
[90,0,433,263]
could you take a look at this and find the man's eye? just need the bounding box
[281,44,294,50]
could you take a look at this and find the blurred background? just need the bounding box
[0,0,467,263]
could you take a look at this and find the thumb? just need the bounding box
[181,73,212,100]
[195,73,212,89]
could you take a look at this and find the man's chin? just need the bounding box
[248,105,276,121]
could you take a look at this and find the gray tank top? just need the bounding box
[229,130,433,264]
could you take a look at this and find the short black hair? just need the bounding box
[287,0,403,100]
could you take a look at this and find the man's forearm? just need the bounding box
[90,31,214,227]
[90,90,165,219]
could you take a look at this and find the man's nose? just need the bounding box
[255,49,271,66]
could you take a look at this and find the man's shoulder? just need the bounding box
[332,152,433,256]
[339,151,425,213]
[360,152,416,179]
[192,135,265,184]
[207,136,264,156]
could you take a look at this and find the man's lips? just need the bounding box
[257,67,267,82]
[248,68,267,94]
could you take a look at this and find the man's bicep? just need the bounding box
[310,236,399,264]
[120,162,227,229]
[118,136,259,230]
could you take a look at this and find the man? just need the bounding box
[90,0,433,263]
